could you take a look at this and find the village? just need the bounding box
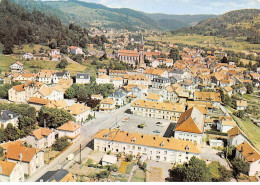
[0,28,259,182]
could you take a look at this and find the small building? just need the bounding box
[57,121,81,142]
[52,71,70,84]
[66,104,91,124]
[227,126,248,147]
[152,77,171,89]
[209,139,224,147]
[0,110,19,128]
[100,98,116,113]
[23,53,33,60]
[96,74,110,85]
[217,116,236,133]
[146,93,163,102]
[68,46,83,55]
[76,73,90,84]
[235,141,260,176]
[27,97,51,111]
[0,161,24,182]
[10,62,23,72]
[101,155,117,166]
[26,127,56,149]
[36,169,75,182]
[112,77,124,89]
[108,91,126,107]
[236,100,248,111]
[91,94,103,101]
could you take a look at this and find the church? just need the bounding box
[116,37,161,67]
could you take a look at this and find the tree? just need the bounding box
[168,48,181,61]
[52,136,70,151]
[65,87,76,99]
[5,123,19,141]
[231,158,249,176]
[221,56,228,63]
[49,39,57,49]
[56,59,68,69]
[234,110,245,119]
[218,166,232,182]
[169,156,211,182]
[245,83,253,94]
[126,154,133,162]
[0,146,3,157]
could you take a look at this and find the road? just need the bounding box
[26,103,131,182]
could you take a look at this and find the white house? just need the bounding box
[26,127,56,149]
[57,121,81,142]
[236,100,248,111]
[94,129,200,164]
[35,85,64,101]
[112,77,124,89]
[100,98,116,113]
[66,104,91,124]
[96,74,110,84]
[235,141,260,176]
[0,110,19,128]
[108,91,126,107]
[76,73,90,84]
[101,155,117,166]
[23,53,33,60]
[52,72,70,84]
[217,116,236,133]
[227,126,248,146]
[10,62,23,72]
[68,46,83,55]
[0,161,24,182]
[174,107,205,145]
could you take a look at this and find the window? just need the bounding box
[127,145,130,149]
[144,148,147,151]
[156,156,160,160]
[150,151,152,155]
[164,151,167,155]
[132,146,135,150]
[138,147,141,151]
[164,157,167,161]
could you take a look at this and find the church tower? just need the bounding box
[139,36,145,65]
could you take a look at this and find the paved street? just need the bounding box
[27,103,131,182]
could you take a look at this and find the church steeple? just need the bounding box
[139,36,145,65]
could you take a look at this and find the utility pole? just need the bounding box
[80,144,82,164]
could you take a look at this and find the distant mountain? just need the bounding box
[173,9,260,44]
[144,13,217,30]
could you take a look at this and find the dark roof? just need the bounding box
[109,91,126,98]
[36,169,69,182]
[55,71,69,77]
[76,73,90,79]
[170,75,182,81]
[0,110,19,122]
[170,69,185,74]
[152,77,170,82]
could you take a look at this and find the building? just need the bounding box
[57,121,81,142]
[126,74,149,87]
[174,107,205,145]
[76,73,90,84]
[146,93,163,102]
[217,116,236,133]
[194,91,221,108]
[91,94,103,101]
[209,139,224,147]
[152,77,171,89]
[227,126,248,147]
[144,69,169,81]
[0,161,24,182]
[236,100,248,110]
[37,169,75,182]
[161,84,189,104]
[68,46,83,55]
[100,98,116,113]
[52,72,70,84]
[96,74,110,84]
[102,155,117,166]
[37,70,56,84]
[108,91,126,107]
[23,53,34,60]
[94,129,200,164]
[35,85,64,101]
[8,81,44,103]
[235,141,260,176]
[13,73,36,83]
[66,104,91,124]
[10,62,23,72]
[131,100,184,121]
[0,110,19,128]
[50,49,60,57]
[4,143,44,177]
[112,77,124,89]
[26,127,56,149]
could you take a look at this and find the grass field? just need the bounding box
[147,34,260,53]
[0,55,15,73]
[13,44,49,54]
[208,161,221,179]
[131,169,146,182]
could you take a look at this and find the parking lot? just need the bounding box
[119,114,172,137]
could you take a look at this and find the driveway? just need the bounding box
[200,146,230,170]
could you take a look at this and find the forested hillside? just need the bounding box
[173,9,260,44]
[0,0,110,54]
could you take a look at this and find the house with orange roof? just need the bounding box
[100,98,116,112]
[236,100,248,110]
[94,129,200,164]
[35,85,64,101]
[0,161,24,182]
[161,84,189,104]
[10,62,23,72]
[66,104,91,123]
[144,68,168,81]
[112,77,123,89]
[131,100,184,121]
[37,70,57,84]
[68,46,83,55]
[3,142,44,177]
[194,91,221,107]
[174,107,205,145]
[235,141,260,176]
[224,86,233,96]
[217,116,236,133]
[57,121,81,142]
[58,78,73,92]
[227,126,248,146]
[13,72,36,83]
[8,81,45,103]
[96,74,110,84]
[146,93,163,103]
[26,127,56,149]
[91,94,103,100]
[50,49,60,57]
[46,100,68,109]
[126,74,150,86]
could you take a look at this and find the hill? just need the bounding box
[43,0,159,31]
[173,9,260,44]
[0,0,93,54]
[145,13,217,30]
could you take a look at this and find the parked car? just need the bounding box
[153,130,160,133]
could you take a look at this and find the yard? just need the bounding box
[118,161,135,174]
[44,149,60,164]
[149,167,163,182]
[130,169,146,182]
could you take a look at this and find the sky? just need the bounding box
[77,0,260,15]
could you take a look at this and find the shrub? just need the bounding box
[52,136,70,151]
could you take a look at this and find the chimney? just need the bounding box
[241,146,244,152]
[19,153,23,163]
[4,149,7,161]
